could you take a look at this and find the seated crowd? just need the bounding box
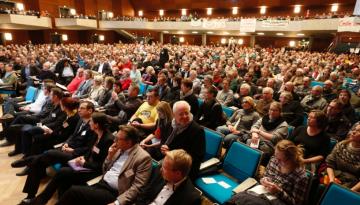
[0,42,359,205]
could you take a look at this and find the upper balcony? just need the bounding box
[99,18,348,36]
[0,14,52,29]
[55,18,97,30]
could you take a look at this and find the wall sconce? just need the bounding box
[4,33,12,41]
[62,34,68,41]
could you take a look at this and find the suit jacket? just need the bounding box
[196,99,226,130]
[83,130,114,173]
[183,93,199,116]
[98,88,112,107]
[40,104,67,132]
[53,113,80,143]
[134,167,201,205]
[168,121,205,181]
[34,96,54,119]
[20,65,40,82]
[93,62,112,76]
[103,144,152,205]
[65,120,97,157]
[74,79,93,97]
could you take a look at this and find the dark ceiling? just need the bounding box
[129,0,356,11]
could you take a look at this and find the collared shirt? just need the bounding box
[98,63,104,73]
[62,66,74,77]
[150,178,186,205]
[103,149,130,190]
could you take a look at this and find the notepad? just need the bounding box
[202,177,216,184]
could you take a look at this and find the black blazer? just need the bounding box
[135,167,201,205]
[40,104,67,132]
[183,93,199,116]
[168,121,205,181]
[83,130,114,173]
[66,120,97,157]
[93,62,112,76]
[196,99,226,130]
[98,88,112,107]
[53,113,80,143]
[20,65,40,82]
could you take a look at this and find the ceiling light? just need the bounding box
[224,32,230,35]
[181,9,187,16]
[99,35,105,41]
[331,4,338,12]
[294,5,301,14]
[159,9,164,16]
[297,33,305,36]
[207,31,214,34]
[163,31,169,33]
[192,31,198,34]
[239,32,247,35]
[257,32,265,35]
[138,10,143,16]
[207,8,212,15]
[62,34,68,41]
[289,40,296,47]
[260,6,266,14]
[232,7,238,15]
[4,33,12,41]
[276,33,284,36]
[177,31,184,34]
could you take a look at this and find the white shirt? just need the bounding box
[149,183,174,205]
[98,63,104,73]
[103,150,130,190]
[28,90,46,114]
[62,66,74,77]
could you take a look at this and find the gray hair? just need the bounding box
[173,100,191,113]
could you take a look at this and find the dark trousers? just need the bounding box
[23,149,74,198]
[37,166,100,203]
[21,125,44,156]
[3,113,38,143]
[57,180,118,205]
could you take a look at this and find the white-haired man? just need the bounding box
[160,101,205,181]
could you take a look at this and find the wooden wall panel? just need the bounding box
[0,29,30,45]
[255,36,303,48]
[163,34,202,45]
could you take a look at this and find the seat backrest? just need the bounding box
[287,126,294,139]
[328,138,337,153]
[139,82,147,95]
[25,86,38,102]
[222,105,235,119]
[204,128,223,161]
[310,81,324,87]
[319,183,360,205]
[222,142,262,182]
[198,98,204,107]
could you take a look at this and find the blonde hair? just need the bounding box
[156,101,173,124]
[165,149,192,176]
[276,140,304,168]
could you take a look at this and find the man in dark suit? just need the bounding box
[135,149,201,205]
[93,56,112,76]
[161,101,205,181]
[20,58,40,88]
[180,78,199,115]
[13,88,67,159]
[57,125,152,205]
[17,101,97,204]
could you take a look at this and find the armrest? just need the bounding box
[232,177,258,194]
[17,101,31,105]
[200,157,221,171]
[87,175,102,186]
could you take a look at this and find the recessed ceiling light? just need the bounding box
[239,32,247,35]
[163,31,169,33]
[224,32,230,35]
[276,33,284,36]
[177,31,184,34]
[257,32,265,35]
[297,33,305,36]
[192,31,198,34]
[207,31,214,34]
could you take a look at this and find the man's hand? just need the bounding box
[160,145,169,155]
[75,156,86,166]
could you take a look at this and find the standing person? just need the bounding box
[57,125,152,205]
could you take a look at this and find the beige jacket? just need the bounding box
[103,144,152,205]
